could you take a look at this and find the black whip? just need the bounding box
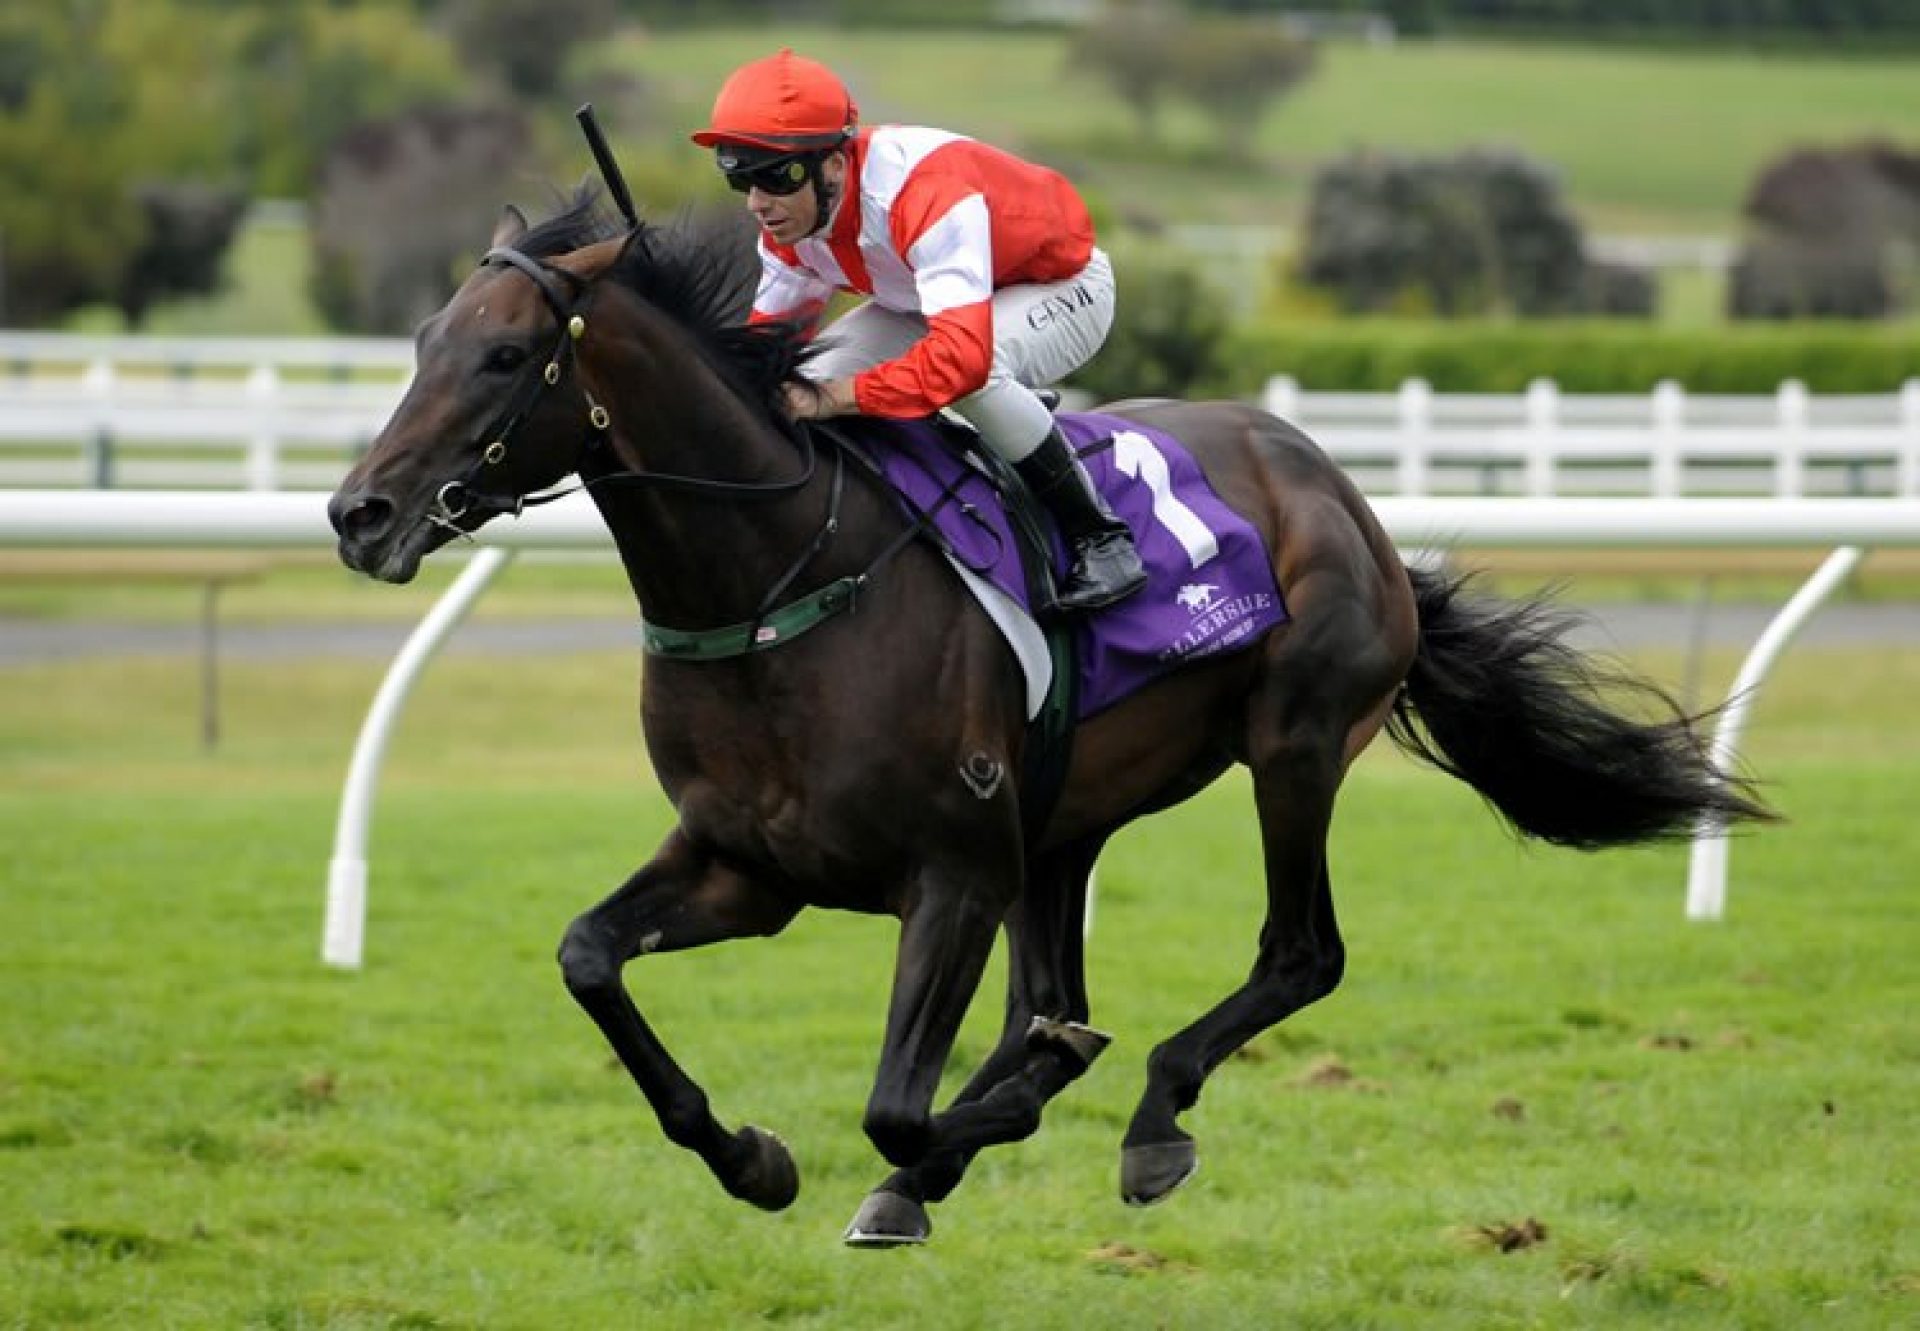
[575,103,638,229]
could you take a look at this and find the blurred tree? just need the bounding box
[1218,0,1920,43]
[118,183,249,328]
[440,0,619,101]
[309,105,534,335]
[1297,148,1646,319]
[0,0,463,327]
[0,4,169,324]
[1065,2,1182,144]
[1728,142,1920,320]
[1582,260,1657,318]
[229,3,465,198]
[0,8,45,114]
[1071,7,1318,163]
[1168,18,1316,162]
[1451,149,1588,315]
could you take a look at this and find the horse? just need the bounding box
[327,191,1772,1248]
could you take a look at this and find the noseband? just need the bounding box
[427,245,611,535]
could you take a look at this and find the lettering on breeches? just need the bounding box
[1024,283,1096,332]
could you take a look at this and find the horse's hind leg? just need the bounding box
[1121,582,1406,1206]
[847,838,1106,1247]
[557,827,802,1210]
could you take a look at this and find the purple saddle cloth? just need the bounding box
[869,411,1289,720]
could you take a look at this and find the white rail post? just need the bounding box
[1524,378,1558,497]
[1899,379,1920,497]
[1397,378,1432,496]
[1262,374,1300,422]
[245,365,281,491]
[1775,379,1808,500]
[83,357,116,488]
[1651,379,1684,498]
[1684,544,1866,921]
[323,547,516,968]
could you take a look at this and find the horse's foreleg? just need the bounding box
[557,827,801,1210]
[858,859,1015,1175]
[847,840,1105,1247]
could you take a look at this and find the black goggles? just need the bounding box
[716,148,815,197]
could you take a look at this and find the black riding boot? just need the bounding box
[1014,428,1147,613]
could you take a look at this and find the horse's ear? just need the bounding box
[490,204,529,249]
[549,233,633,285]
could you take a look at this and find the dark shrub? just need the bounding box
[309,105,532,335]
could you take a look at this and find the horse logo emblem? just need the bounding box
[1177,583,1219,614]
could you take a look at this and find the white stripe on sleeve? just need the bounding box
[904,193,994,318]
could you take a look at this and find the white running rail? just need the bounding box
[3,334,1917,500]
[4,490,1917,963]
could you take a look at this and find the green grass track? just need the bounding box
[1,633,1915,1327]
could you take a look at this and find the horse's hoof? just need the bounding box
[726,1125,800,1212]
[843,1188,931,1248]
[1120,1139,1199,1207]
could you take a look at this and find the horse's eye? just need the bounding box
[484,345,528,374]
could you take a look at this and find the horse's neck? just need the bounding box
[581,334,835,629]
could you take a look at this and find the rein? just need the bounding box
[447,242,957,660]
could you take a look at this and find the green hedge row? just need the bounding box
[1228,0,1920,41]
[1216,322,1920,395]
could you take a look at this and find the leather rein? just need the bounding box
[431,242,942,658]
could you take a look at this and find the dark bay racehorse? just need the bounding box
[328,193,1771,1247]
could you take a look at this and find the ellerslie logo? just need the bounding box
[1176,583,1220,615]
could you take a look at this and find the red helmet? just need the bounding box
[690,49,859,153]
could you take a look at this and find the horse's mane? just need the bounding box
[517,185,806,422]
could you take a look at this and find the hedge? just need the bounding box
[1217,321,1920,395]
[1203,0,1920,43]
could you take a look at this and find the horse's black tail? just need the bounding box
[1386,566,1776,849]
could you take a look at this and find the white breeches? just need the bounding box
[804,249,1116,463]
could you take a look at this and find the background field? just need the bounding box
[2,566,1915,1329]
[600,28,1920,235]
[102,31,1920,338]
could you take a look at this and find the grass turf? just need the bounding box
[1,613,1915,1327]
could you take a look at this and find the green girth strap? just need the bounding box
[640,575,864,660]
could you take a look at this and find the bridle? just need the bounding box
[427,241,828,538]
[424,245,609,536]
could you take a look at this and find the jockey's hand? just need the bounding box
[783,378,855,420]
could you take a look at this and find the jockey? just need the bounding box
[693,48,1146,613]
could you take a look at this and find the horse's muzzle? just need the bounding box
[328,488,400,576]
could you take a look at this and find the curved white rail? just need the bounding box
[323,547,516,968]
[1683,545,1866,921]
[2,490,1914,961]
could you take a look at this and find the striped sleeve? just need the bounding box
[851,187,996,418]
[747,238,833,333]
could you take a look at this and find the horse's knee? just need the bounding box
[863,1100,934,1169]
[556,915,619,998]
[1252,938,1345,1007]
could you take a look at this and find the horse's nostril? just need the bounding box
[331,494,394,543]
